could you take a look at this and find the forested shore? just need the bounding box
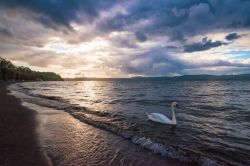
[0,57,63,81]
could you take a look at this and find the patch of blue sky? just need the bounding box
[225,50,250,60]
[49,45,70,52]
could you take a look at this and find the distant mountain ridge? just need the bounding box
[64,74,250,81]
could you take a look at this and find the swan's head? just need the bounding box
[171,102,178,108]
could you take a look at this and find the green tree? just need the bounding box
[0,57,63,81]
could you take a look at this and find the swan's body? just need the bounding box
[146,102,177,125]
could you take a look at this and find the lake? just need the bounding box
[9,80,250,165]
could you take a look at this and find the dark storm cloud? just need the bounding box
[135,31,147,42]
[0,28,12,37]
[225,33,241,41]
[165,45,180,52]
[117,49,187,75]
[98,0,250,41]
[1,0,250,38]
[183,37,227,52]
[0,0,115,29]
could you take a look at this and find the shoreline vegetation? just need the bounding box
[0,57,63,81]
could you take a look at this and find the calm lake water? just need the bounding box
[9,80,250,165]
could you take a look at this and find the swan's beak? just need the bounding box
[176,103,180,109]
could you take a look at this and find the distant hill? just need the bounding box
[0,57,63,81]
[170,74,250,81]
[64,74,250,81]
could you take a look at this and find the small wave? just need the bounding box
[34,94,64,101]
[69,111,221,166]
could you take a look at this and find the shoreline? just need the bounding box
[0,82,50,166]
[22,101,187,166]
[3,81,188,166]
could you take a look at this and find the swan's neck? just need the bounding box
[171,105,176,124]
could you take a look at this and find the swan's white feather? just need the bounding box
[146,113,173,124]
[146,102,178,125]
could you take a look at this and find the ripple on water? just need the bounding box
[8,81,250,165]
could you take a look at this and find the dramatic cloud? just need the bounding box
[0,0,250,77]
[225,33,241,41]
[0,0,115,29]
[0,28,12,37]
[183,37,227,52]
[119,49,186,76]
[135,31,147,42]
[97,0,250,41]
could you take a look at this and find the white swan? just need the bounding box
[146,102,178,125]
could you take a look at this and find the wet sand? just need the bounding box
[0,82,49,166]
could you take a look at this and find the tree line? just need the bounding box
[0,57,63,81]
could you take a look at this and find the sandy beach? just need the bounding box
[0,82,49,166]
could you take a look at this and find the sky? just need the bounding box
[0,0,250,78]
